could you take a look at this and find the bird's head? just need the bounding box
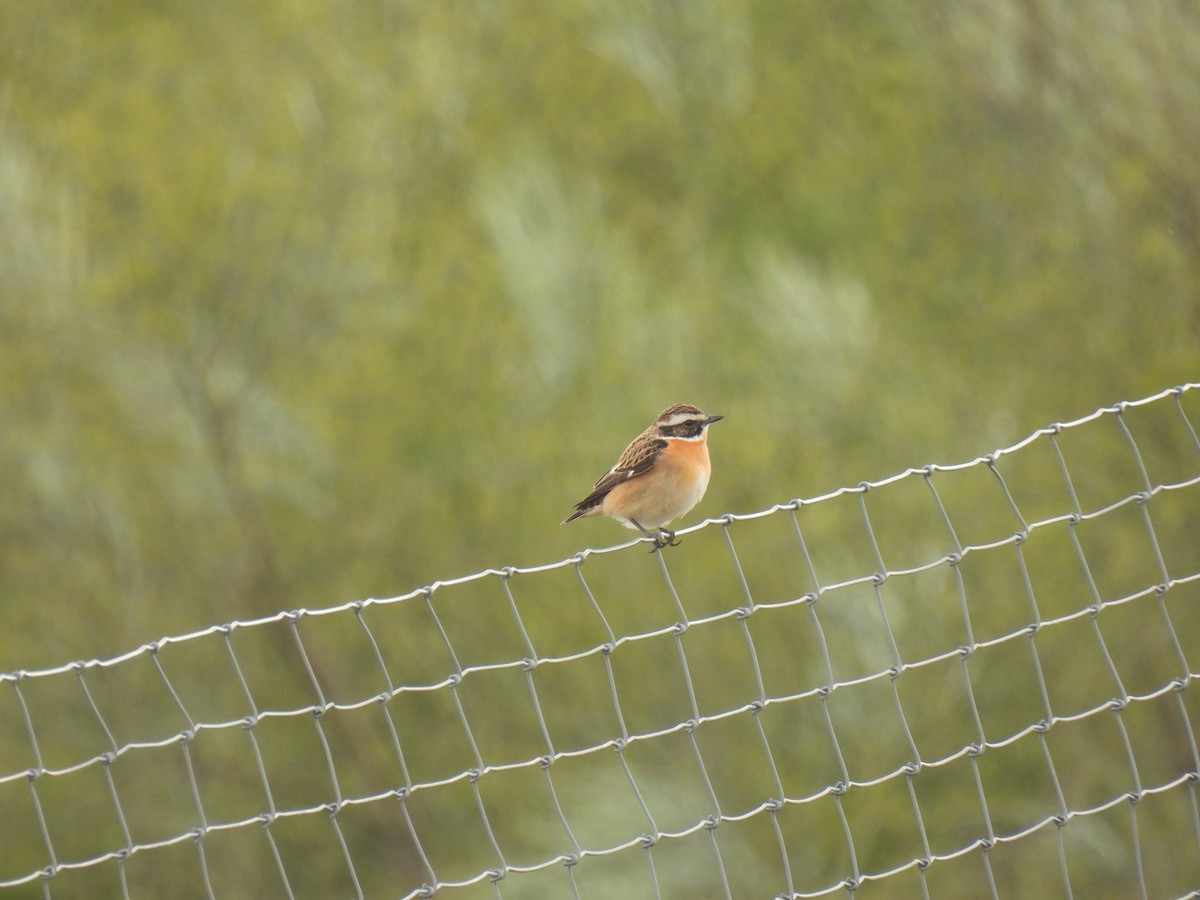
[654,404,724,441]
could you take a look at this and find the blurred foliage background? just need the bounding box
[2,0,1199,897]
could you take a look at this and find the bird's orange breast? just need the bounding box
[662,435,712,473]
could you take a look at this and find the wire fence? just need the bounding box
[3,384,1200,898]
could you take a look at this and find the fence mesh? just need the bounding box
[3,384,1200,898]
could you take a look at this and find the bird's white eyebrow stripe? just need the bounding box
[660,412,700,427]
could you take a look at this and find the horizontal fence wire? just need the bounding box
[2,383,1200,898]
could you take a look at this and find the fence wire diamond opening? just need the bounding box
[3,384,1200,899]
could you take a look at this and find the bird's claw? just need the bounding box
[649,529,681,551]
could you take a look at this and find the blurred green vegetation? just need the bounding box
[1,0,1199,897]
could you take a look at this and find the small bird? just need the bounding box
[562,404,723,549]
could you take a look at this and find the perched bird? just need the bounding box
[562,404,723,549]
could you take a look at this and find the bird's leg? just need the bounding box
[629,518,670,551]
[628,518,682,551]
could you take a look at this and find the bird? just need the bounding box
[562,403,723,549]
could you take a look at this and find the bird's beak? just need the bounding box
[705,415,724,425]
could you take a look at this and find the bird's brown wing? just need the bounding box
[563,436,667,522]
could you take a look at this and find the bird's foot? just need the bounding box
[649,529,681,551]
